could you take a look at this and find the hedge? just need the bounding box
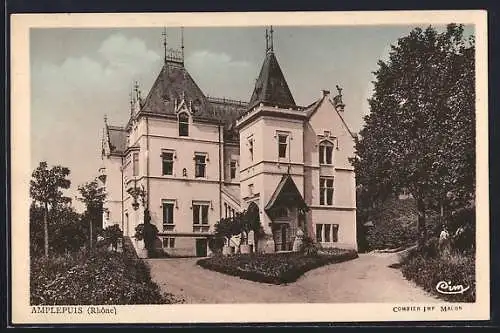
[30,248,182,305]
[401,250,475,302]
[197,249,358,284]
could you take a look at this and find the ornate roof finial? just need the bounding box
[336,84,343,98]
[265,28,269,53]
[181,26,185,63]
[334,84,345,111]
[269,25,274,52]
[104,114,108,126]
[134,81,141,101]
[162,26,167,64]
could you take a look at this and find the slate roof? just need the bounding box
[139,60,248,126]
[264,173,308,212]
[107,125,127,155]
[248,51,296,109]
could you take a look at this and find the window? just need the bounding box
[230,160,237,179]
[316,224,323,242]
[195,154,206,178]
[132,152,139,176]
[275,206,288,218]
[162,237,175,248]
[316,223,339,243]
[332,224,339,242]
[162,202,174,231]
[278,133,289,158]
[178,113,189,136]
[248,137,254,161]
[162,151,174,175]
[324,224,331,242]
[320,177,334,205]
[193,203,209,225]
[319,140,334,165]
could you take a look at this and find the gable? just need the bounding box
[307,96,355,140]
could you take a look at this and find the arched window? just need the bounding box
[178,113,189,137]
[319,140,334,165]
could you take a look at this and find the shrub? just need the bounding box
[299,236,320,256]
[30,248,180,305]
[197,250,358,284]
[102,224,122,250]
[208,236,225,254]
[401,250,475,302]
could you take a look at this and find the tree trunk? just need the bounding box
[416,198,427,247]
[89,217,93,250]
[43,202,49,257]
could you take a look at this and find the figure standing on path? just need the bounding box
[438,224,451,255]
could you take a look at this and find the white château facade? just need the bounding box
[99,30,357,256]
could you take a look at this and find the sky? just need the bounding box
[30,25,474,210]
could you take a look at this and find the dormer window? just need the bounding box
[178,113,189,137]
[319,140,334,165]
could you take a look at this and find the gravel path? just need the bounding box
[146,252,438,303]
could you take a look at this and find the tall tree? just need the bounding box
[352,24,475,247]
[77,180,106,249]
[30,161,71,257]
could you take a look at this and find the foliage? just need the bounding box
[30,203,87,256]
[133,217,160,258]
[352,24,475,246]
[214,207,264,251]
[208,235,226,254]
[30,247,182,305]
[77,180,106,248]
[102,224,123,251]
[141,209,160,257]
[30,161,72,257]
[30,161,72,208]
[197,250,358,284]
[401,250,475,302]
[299,236,320,256]
[447,207,475,253]
[214,216,240,244]
[364,197,420,250]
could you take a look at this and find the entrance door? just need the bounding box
[195,238,208,257]
[281,225,287,251]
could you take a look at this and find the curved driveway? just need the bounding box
[146,253,438,303]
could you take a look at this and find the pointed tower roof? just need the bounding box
[248,52,296,109]
[248,28,295,109]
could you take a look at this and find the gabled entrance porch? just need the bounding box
[265,174,309,253]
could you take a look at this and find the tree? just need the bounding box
[103,224,123,251]
[30,161,71,257]
[243,204,264,253]
[214,217,238,248]
[77,180,106,249]
[352,24,475,247]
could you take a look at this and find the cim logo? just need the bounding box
[436,281,470,295]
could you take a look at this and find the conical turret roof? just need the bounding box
[248,51,296,109]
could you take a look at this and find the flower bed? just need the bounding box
[197,249,358,284]
[30,248,182,305]
[401,250,475,302]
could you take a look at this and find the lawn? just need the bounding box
[30,243,183,305]
[197,249,358,284]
